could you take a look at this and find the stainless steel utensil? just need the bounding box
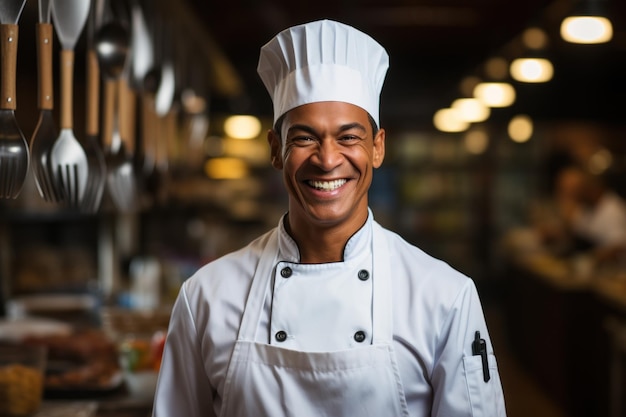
[0,0,29,199]
[108,78,137,212]
[30,0,62,202]
[95,20,136,212]
[80,0,106,214]
[50,0,90,206]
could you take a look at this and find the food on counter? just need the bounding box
[119,330,166,373]
[0,363,45,416]
[0,344,46,416]
[22,329,121,391]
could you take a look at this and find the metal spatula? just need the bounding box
[50,0,91,207]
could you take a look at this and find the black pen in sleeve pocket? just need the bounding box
[472,331,490,382]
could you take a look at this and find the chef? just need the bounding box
[152,19,507,417]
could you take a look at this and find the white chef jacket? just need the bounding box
[572,191,626,247]
[153,211,506,417]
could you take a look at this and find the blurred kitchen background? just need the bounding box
[1,0,626,416]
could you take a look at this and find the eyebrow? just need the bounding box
[287,122,367,136]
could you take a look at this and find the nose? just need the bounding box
[311,139,343,171]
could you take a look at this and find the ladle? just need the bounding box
[95,21,136,212]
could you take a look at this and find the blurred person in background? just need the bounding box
[153,19,506,417]
[553,165,626,262]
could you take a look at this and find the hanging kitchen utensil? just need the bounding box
[30,0,62,202]
[0,0,29,199]
[130,0,152,90]
[80,0,106,214]
[50,0,91,207]
[95,20,135,212]
[111,75,138,211]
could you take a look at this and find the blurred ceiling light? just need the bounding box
[484,57,509,80]
[204,157,249,179]
[510,57,554,82]
[224,115,262,139]
[522,27,549,49]
[560,0,613,44]
[463,129,489,154]
[433,108,469,132]
[451,98,490,122]
[588,147,613,174]
[473,82,516,107]
[561,15,612,43]
[507,115,533,143]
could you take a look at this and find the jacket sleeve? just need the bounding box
[152,282,216,417]
[430,280,507,417]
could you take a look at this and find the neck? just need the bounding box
[285,213,368,263]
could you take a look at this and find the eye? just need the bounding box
[338,134,361,143]
[290,135,316,145]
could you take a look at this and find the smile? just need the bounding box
[307,179,347,191]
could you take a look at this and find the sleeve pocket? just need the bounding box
[463,354,507,417]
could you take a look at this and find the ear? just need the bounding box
[372,128,385,168]
[268,129,283,169]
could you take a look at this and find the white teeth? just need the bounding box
[309,179,347,191]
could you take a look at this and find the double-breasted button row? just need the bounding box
[274,330,366,343]
[280,266,369,281]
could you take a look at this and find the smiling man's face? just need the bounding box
[268,101,385,233]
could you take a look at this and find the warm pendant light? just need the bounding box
[510,27,554,83]
[510,57,554,83]
[451,98,490,122]
[473,82,516,108]
[560,0,613,44]
[433,108,469,133]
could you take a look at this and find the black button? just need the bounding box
[357,269,370,281]
[354,330,366,343]
[275,330,287,342]
[280,267,292,278]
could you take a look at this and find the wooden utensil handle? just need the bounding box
[86,49,99,136]
[118,78,136,155]
[60,49,74,129]
[0,24,18,110]
[36,23,54,110]
[102,79,115,149]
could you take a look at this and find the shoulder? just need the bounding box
[379,224,476,321]
[380,225,469,287]
[183,229,276,301]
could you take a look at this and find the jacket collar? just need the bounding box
[277,209,374,263]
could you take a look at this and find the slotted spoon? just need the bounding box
[30,0,61,202]
[0,0,29,199]
[50,0,90,207]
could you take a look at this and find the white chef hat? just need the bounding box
[257,19,389,126]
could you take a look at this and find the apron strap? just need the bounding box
[237,230,279,342]
[372,223,393,344]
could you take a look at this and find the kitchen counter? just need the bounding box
[38,393,153,417]
[501,248,626,417]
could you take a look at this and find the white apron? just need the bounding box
[219,223,410,417]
